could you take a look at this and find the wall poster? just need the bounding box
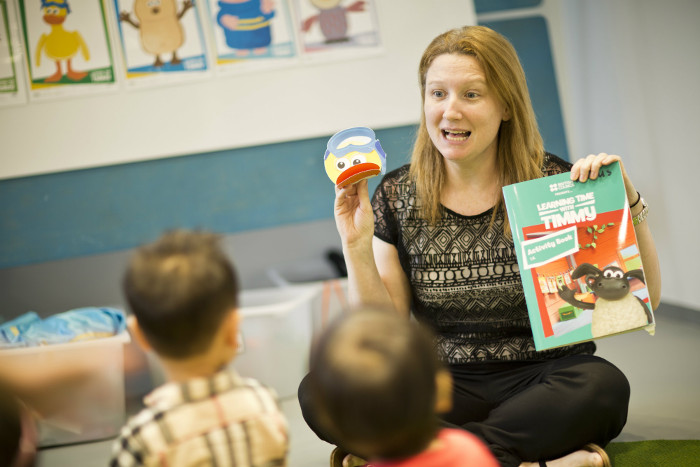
[19,0,118,100]
[111,0,210,88]
[204,0,297,75]
[293,0,381,61]
[0,0,27,106]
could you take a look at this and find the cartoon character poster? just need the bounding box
[204,0,296,74]
[19,0,117,100]
[293,0,380,58]
[0,0,27,106]
[112,0,210,87]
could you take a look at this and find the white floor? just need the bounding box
[36,304,700,466]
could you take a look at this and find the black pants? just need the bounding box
[297,354,629,467]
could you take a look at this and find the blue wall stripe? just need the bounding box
[474,0,542,14]
[0,125,416,269]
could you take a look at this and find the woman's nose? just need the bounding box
[443,97,462,120]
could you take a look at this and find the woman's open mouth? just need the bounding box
[442,130,471,141]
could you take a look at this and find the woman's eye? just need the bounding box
[431,90,445,98]
[466,91,478,98]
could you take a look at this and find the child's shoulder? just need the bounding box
[110,371,288,465]
[437,428,500,466]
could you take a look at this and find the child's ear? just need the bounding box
[434,369,453,414]
[223,308,242,351]
[127,315,152,352]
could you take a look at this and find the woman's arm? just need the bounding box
[570,153,662,310]
[372,237,412,318]
[335,180,412,316]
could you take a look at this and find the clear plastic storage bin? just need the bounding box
[1,331,131,447]
[232,284,319,399]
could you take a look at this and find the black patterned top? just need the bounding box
[371,153,596,364]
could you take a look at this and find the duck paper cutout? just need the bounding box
[35,0,90,82]
[324,127,386,188]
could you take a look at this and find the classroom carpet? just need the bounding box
[606,440,700,466]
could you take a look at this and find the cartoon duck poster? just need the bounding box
[204,0,296,74]
[292,0,380,56]
[113,0,210,86]
[18,0,117,99]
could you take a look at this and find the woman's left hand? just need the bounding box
[570,153,638,204]
[570,153,661,309]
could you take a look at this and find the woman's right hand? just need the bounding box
[334,179,375,249]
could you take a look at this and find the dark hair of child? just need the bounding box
[122,230,239,359]
[308,309,443,460]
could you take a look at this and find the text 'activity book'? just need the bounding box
[502,162,655,351]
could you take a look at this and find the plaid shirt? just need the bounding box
[110,369,288,467]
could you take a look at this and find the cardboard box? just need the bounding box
[1,331,130,447]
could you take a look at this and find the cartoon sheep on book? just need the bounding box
[558,263,654,337]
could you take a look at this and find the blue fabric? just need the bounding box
[0,307,126,348]
[0,311,42,346]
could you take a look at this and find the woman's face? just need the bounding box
[423,53,509,166]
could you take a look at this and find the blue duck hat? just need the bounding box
[324,126,386,163]
[41,0,70,14]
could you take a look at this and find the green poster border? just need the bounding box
[0,0,18,93]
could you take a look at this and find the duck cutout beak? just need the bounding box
[324,127,386,188]
[42,0,70,25]
[335,160,381,188]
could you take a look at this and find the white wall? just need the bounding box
[0,0,475,180]
[554,0,700,310]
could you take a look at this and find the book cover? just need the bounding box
[502,161,655,350]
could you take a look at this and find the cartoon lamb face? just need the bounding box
[558,263,654,338]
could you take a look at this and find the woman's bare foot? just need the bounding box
[520,448,607,467]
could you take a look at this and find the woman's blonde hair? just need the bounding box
[409,25,544,235]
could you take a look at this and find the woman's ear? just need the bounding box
[434,369,453,414]
[502,105,512,122]
[127,315,152,352]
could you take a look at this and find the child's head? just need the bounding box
[308,308,451,460]
[123,230,239,361]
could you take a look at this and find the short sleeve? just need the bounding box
[543,153,573,176]
[371,166,412,246]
